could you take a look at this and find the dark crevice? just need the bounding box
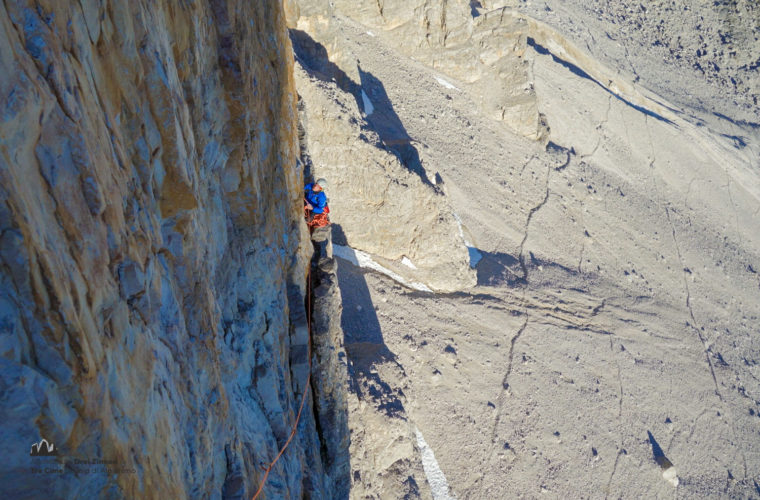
[712,112,760,130]
[527,37,676,126]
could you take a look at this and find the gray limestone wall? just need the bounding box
[0,1,347,498]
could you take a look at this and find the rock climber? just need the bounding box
[304,178,330,230]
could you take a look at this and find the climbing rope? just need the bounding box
[251,267,313,500]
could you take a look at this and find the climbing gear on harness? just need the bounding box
[308,212,330,229]
[304,204,330,231]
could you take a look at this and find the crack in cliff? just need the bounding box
[604,343,625,499]
[520,154,537,175]
[645,116,721,397]
[476,154,559,495]
[645,116,749,479]
[576,161,590,274]
[475,309,529,498]
[590,95,612,159]
[490,312,529,439]
[684,175,699,209]
[664,206,721,396]
[518,161,552,282]
[374,0,385,20]
[724,175,743,249]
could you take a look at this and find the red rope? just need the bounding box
[251,268,313,500]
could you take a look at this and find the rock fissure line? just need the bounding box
[520,154,537,175]
[477,154,556,496]
[374,0,385,20]
[576,160,591,274]
[645,116,721,397]
[474,310,529,498]
[645,114,749,480]
[724,174,743,249]
[527,37,675,126]
[664,206,749,480]
[603,341,625,499]
[491,312,529,442]
[664,206,720,396]
[581,95,612,161]
[683,175,699,209]
[604,449,624,499]
[518,160,553,282]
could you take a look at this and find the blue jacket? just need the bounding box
[304,183,327,214]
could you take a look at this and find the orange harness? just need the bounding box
[304,203,330,230]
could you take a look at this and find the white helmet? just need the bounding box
[316,178,328,189]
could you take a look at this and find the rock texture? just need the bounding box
[0,1,345,498]
[293,0,544,139]
[293,58,475,292]
[503,0,760,125]
[289,0,760,498]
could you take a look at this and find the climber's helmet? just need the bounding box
[315,178,328,191]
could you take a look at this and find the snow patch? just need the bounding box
[435,76,460,92]
[334,245,432,292]
[662,466,679,487]
[366,30,376,37]
[361,89,375,115]
[452,213,483,268]
[401,256,418,269]
[415,427,454,500]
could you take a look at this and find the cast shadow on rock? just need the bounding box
[357,65,432,188]
[476,250,523,286]
[290,29,361,102]
[647,431,674,469]
[332,224,408,419]
[476,249,582,287]
[290,29,432,188]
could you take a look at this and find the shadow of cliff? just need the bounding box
[527,37,676,126]
[476,250,523,286]
[290,29,431,187]
[476,248,583,287]
[332,225,407,420]
[290,29,361,104]
[357,66,430,186]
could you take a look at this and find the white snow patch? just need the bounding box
[401,256,418,270]
[452,213,483,268]
[361,89,375,115]
[426,170,438,185]
[435,76,460,92]
[663,466,679,487]
[366,30,376,37]
[415,427,454,500]
[334,245,432,292]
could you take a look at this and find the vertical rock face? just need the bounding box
[294,0,545,139]
[0,1,338,498]
[295,65,476,292]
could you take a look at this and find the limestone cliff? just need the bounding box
[291,0,544,139]
[0,1,345,498]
